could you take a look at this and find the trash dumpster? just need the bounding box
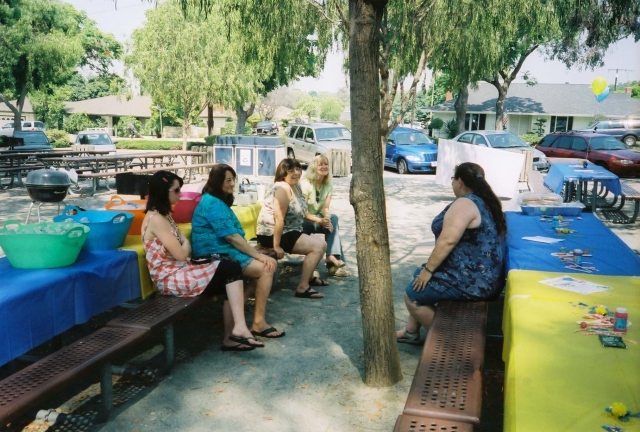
[214,135,285,177]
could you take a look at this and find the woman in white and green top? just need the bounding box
[257,158,328,299]
[300,155,349,277]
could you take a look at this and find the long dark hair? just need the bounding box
[145,170,183,216]
[274,158,302,182]
[454,162,507,236]
[202,164,236,207]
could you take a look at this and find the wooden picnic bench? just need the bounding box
[395,300,488,431]
[78,163,217,195]
[0,294,205,427]
[527,169,552,194]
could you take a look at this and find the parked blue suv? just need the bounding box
[384,127,438,174]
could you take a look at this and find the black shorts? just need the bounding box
[203,257,243,297]
[257,231,303,254]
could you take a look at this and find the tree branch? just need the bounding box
[508,44,539,83]
[334,1,349,31]
[0,94,18,115]
[303,0,339,25]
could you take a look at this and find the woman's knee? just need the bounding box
[330,214,339,226]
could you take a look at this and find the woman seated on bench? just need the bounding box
[257,158,328,299]
[142,170,263,351]
[299,155,350,278]
[191,164,284,339]
[397,162,506,345]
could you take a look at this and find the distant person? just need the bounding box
[396,162,507,345]
[128,123,135,139]
[299,155,349,277]
[142,170,263,351]
[256,158,328,299]
[192,164,284,339]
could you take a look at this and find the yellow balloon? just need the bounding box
[592,77,607,95]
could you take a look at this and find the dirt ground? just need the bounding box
[1,166,637,432]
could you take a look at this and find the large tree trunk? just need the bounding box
[349,0,402,387]
[235,103,255,134]
[494,85,507,130]
[0,85,27,132]
[454,85,469,135]
[182,121,189,151]
[207,104,214,136]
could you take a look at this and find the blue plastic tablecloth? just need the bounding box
[0,249,140,367]
[543,163,621,195]
[505,212,640,276]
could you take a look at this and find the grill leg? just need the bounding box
[164,324,174,369]
[96,362,113,423]
[26,201,35,224]
[37,202,44,223]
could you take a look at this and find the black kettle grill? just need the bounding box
[25,169,71,223]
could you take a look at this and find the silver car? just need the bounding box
[452,130,550,171]
[75,130,117,153]
[285,122,352,164]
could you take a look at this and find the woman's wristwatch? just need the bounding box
[421,263,434,274]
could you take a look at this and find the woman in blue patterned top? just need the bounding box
[191,164,284,339]
[396,162,507,345]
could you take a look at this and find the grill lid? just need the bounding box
[26,169,71,186]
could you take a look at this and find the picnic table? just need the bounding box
[0,250,141,367]
[502,211,640,431]
[543,162,621,213]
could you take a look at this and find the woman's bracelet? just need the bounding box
[421,263,434,274]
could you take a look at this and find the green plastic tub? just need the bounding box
[0,220,89,269]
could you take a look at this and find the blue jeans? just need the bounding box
[302,214,344,266]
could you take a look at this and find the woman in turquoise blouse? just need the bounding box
[192,164,284,339]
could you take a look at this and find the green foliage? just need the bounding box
[115,140,184,151]
[519,133,541,146]
[63,112,91,134]
[292,95,320,121]
[67,72,127,101]
[247,113,262,128]
[204,135,219,146]
[30,85,72,129]
[114,116,142,138]
[444,119,458,139]
[45,129,70,144]
[631,85,640,99]
[429,117,444,131]
[320,97,344,121]
[593,113,608,123]
[52,141,70,148]
[533,118,548,136]
[281,118,290,127]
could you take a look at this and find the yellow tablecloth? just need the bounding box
[503,270,640,431]
[119,203,262,299]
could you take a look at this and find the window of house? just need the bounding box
[550,116,574,132]
[464,114,486,131]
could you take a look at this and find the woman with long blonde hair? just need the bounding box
[300,155,349,277]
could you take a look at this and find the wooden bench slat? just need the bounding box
[403,301,488,425]
[77,163,217,179]
[393,414,474,432]
[0,327,147,425]
[527,169,552,193]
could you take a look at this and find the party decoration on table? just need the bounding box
[599,335,627,348]
[539,275,610,294]
[596,86,611,102]
[604,402,640,422]
[523,236,564,244]
[592,76,608,94]
[590,304,609,315]
[551,249,597,273]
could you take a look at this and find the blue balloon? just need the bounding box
[595,86,610,102]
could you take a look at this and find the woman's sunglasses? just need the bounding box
[170,187,181,194]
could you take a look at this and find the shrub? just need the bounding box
[46,129,70,145]
[519,133,541,146]
[429,117,444,131]
[52,141,70,148]
[63,113,91,134]
[115,116,142,137]
[444,119,458,138]
[115,140,182,150]
[204,135,219,146]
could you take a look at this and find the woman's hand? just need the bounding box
[273,246,285,259]
[321,217,333,232]
[412,268,432,291]
[257,254,277,273]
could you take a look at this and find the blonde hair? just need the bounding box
[304,155,332,185]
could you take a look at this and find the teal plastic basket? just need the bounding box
[0,220,89,269]
[53,205,133,251]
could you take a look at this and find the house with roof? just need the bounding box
[65,95,230,136]
[0,99,37,127]
[428,83,640,136]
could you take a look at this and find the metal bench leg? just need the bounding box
[164,323,175,369]
[628,200,640,223]
[96,362,113,423]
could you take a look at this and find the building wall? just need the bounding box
[0,111,34,128]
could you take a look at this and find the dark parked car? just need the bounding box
[253,120,279,135]
[0,131,52,151]
[384,127,438,174]
[536,131,640,177]
[578,119,640,147]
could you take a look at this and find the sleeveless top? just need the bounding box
[428,193,506,299]
[256,182,308,236]
[142,213,219,297]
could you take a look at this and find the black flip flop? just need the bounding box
[295,287,324,299]
[309,276,329,287]
[221,344,255,352]
[251,327,286,338]
[229,335,264,348]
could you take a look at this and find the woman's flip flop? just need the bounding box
[251,327,286,338]
[228,335,264,348]
[295,287,324,299]
[309,276,329,286]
